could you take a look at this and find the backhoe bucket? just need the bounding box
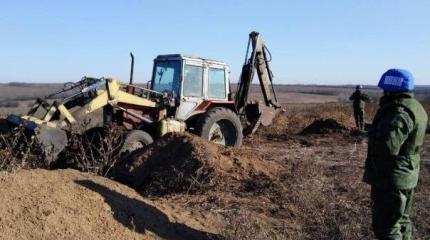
[6,114,68,164]
[244,101,280,135]
[35,126,68,164]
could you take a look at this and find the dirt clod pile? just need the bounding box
[300,118,348,135]
[0,169,217,240]
[112,132,281,196]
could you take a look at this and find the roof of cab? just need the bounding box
[155,54,227,65]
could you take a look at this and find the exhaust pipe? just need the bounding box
[127,52,135,94]
[129,52,134,85]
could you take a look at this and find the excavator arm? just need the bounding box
[235,31,279,112]
[235,31,281,135]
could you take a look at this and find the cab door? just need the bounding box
[175,60,205,120]
[206,63,228,100]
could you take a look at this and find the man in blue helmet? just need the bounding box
[363,69,428,240]
[350,85,370,131]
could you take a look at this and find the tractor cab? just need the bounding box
[151,54,231,121]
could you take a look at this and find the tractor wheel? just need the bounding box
[197,107,243,147]
[121,130,153,155]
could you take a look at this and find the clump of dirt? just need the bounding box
[0,169,218,240]
[257,113,289,138]
[300,118,348,135]
[111,132,281,196]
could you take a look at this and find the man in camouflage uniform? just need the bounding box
[350,85,370,131]
[364,69,428,240]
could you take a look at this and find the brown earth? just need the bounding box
[0,169,220,240]
[111,132,282,196]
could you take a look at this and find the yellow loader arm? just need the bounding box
[73,79,157,118]
[20,78,158,129]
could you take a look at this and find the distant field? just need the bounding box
[0,82,429,116]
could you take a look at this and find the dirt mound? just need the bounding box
[112,132,281,196]
[256,113,290,139]
[0,169,218,240]
[300,118,348,135]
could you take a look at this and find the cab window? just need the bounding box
[152,60,181,95]
[183,64,203,97]
[208,68,226,98]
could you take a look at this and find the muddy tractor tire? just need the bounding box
[121,130,153,155]
[197,107,243,147]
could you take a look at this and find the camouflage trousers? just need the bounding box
[371,187,414,240]
[354,108,365,130]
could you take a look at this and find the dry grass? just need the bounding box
[217,102,429,240]
[217,210,287,240]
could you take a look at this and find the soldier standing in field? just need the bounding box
[349,85,370,131]
[364,69,428,240]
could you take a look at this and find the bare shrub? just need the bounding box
[0,128,48,171]
[55,125,124,176]
[0,121,126,177]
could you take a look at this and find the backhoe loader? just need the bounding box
[5,31,281,162]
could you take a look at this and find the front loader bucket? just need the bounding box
[6,114,68,164]
[0,118,11,136]
[35,126,68,164]
[243,101,280,135]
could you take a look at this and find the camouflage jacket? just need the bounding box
[363,92,428,189]
[349,90,370,110]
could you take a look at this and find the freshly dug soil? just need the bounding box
[111,132,281,196]
[0,169,218,240]
[300,118,348,135]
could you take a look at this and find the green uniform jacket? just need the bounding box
[364,92,428,189]
[349,90,370,110]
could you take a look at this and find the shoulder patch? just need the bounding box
[377,109,413,133]
[392,110,414,132]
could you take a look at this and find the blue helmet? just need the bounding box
[378,69,414,92]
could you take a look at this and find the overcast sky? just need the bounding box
[1,0,429,85]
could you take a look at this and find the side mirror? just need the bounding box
[146,80,152,90]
